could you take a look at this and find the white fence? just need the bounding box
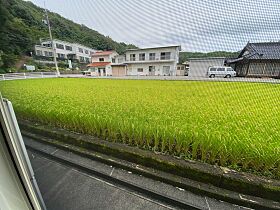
[0,72,58,81]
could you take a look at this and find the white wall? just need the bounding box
[91,51,118,63]
[37,40,96,62]
[127,62,176,76]
[35,46,53,56]
[92,55,111,62]
[106,65,112,76]
[125,46,180,63]
[189,58,225,77]
[73,43,95,60]
[114,55,125,64]
[124,46,180,76]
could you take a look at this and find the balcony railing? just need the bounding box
[125,56,176,63]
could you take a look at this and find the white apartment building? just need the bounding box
[34,39,96,63]
[124,45,181,76]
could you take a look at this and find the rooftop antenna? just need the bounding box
[44,1,60,77]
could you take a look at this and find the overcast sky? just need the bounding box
[29,0,280,52]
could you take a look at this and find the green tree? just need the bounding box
[179,51,239,63]
[0,51,3,67]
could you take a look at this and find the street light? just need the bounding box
[44,1,60,77]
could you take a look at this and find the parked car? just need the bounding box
[207,66,236,78]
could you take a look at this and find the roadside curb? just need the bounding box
[19,120,280,205]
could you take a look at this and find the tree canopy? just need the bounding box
[179,51,239,64]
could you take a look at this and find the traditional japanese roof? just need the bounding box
[87,62,111,67]
[226,42,280,64]
[239,42,280,60]
[92,51,114,56]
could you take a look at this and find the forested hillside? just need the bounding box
[0,0,136,70]
[179,51,239,63]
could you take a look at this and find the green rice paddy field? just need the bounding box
[1,78,279,177]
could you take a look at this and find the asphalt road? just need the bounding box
[25,137,251,210]
[28,152,170,210]
[61,74,280,84]
[2,73,280,84]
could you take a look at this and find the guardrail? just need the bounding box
[0,72,58,81]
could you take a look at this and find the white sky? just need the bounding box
[29,0,280,52]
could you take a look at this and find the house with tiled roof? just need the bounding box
[227,42,280,78]
[87,45,181,77]
[87,50,118,76]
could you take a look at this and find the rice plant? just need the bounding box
[1,78,279,178]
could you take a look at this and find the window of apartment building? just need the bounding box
[160,52,171,60]
[163,66,171,75]
[118,58,124,63]
[149,53,156,60]
[56,43,64,49]
[85,57,90,63]
[137,68,144,72]
[43,43,52,47]
[99,58,105,62]
[181,66,185,70]
[79,48,83,53]
[48,52,53,57]
[44,51,49,56]
[112,58,116,63]
[36,50,42,56]
[80,56,85,62]
[139,53,145,61]
[85,50,89,54]
[58,53,65,58]
[177,66,181,70]
[130,54,136,61]
[149,66,155,72]
[65,45,72,51]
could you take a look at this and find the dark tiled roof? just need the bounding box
[241,42,280,60]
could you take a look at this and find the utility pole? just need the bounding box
[44,1,60,77]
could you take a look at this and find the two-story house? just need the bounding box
[124,45,181,76]
[34,39,96,63]
[87,51,119,76]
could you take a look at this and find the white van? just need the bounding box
[207,66,236,78]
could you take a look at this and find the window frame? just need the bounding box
[217,67,225,72]
[160,52,171,60]
[139,53,145,61]
[149,53,156,60]
[56,43,64,49]
[130,54,136,61]
[209,67,217,72]
[65,45,72,51]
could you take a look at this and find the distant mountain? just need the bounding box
[0,0,137,69]
[179,51,239,63]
